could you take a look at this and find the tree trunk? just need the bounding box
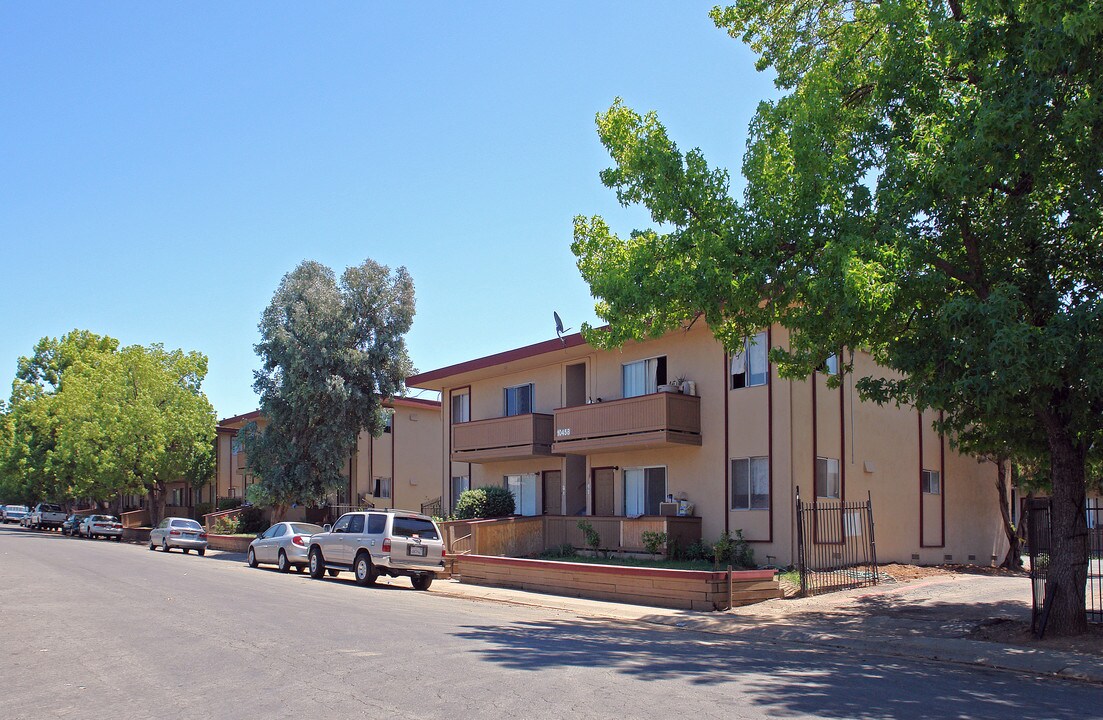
[148,481,168,529]
[271,503,288,523]
[995,459,1022,570]
[1040,413,1089,636]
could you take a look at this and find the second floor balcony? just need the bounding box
[551,391,702,454]
[451,413,555,463]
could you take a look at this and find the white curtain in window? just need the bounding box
[505,474,538,516]
[747,331,768,386]
[624,468,645,516]
[623,360,650,398]
[750,457,770,509]
[730,348,746,376]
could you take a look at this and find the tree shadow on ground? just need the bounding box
[453,614,1096,719]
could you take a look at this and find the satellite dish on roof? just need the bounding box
[553,311,570,342]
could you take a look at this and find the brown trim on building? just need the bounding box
[389,397,442,411]
[918,410,924,548]
[839,374,846,502]
[723,349,730,535]
[447,386,472,514]
[939,411,947,548]
[765,326,774,543]
[390,408,396,510]
[218,409,263,426]
[407,332,590,387]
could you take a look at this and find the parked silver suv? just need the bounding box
[307,510,445,590]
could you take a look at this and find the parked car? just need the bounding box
[2,505,30,524]
[20,513,34,527]
[61,514,83,536]
[248,522,325,573]
[79,515,123,541]
[149,517,207,555]
[29,503,66,530]
[307,509,445,590]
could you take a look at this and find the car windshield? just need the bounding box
[42,504,61,512]
[171,519,202,530]
[93,516,118,522]
[290,523,323,535]
[10,506,28,512]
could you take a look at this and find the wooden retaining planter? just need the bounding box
[206,534,253,553]
[456,555,781,611]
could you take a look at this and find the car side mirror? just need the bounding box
[323,524,332,533]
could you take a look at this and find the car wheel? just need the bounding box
[148,539,155,551]
[247,548,259,568]
[162,538,169,552]
[198,548,205,557]
[308,547,325,579]
[183,548,190,554]
[411,575,433,591]
[115,535,122,542]
[354,552,377,587]
[327,568,340,577]
[277,550,290,573]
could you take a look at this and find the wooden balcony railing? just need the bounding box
[451,413,555,463]
[551,391,702,454]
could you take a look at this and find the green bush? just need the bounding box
[641,530,668,557]
[193,502,213,519]
[211,515,240,534]
[674,538,712,562]
[238,506,267,534]
[712,530,755,569]
[454,487,515,520]
[577,520,602,552]
[217,497,243,511]
[539,543,576,559]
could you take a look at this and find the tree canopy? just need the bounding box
[241,258,415,518]
[572,1,1102,634]
[1,332,216,525]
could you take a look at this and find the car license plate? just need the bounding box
[408,545,427,557]
[184,532,197,538]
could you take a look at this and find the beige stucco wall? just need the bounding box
[424,323,1008,567]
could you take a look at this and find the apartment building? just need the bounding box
[214,397,443,518]
[406,322,1008,566]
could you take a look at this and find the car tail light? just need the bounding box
[170,529,181,536]
[292,535,306,547]
[199,532,207,540]
[382,538,391,553]
[442,546,447,558]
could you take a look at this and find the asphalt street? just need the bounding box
[1,524,1099,720]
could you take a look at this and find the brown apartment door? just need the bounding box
[592,468,615,517]
[543,471,563,515]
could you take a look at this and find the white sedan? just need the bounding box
[248,522,325,573]
[79,515,123,541]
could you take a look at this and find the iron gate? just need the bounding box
[1025,497,1102,634]
[795,489,879,596]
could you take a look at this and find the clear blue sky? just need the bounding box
[1,2,776,419]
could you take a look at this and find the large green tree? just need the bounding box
[3,331,120,504]
[61,344,217,526]
[241,258,415,520]
[572,1,1102,634]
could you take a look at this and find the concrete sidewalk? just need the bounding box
[429,571,1103,684]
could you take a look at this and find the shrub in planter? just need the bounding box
[217,497,243,511]
[454,487,515,520]
[193,502,213,519]
[211,515,240,534]
[237,506,266,534]
[641,530,668,557]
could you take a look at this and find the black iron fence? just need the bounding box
[1026,497,1102,633]
[421,496,442,518]
[795,489,879,597]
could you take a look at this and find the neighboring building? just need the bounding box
[406,322,1008,566]
[214,397,443,518]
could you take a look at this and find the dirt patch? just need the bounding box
[967,618,1103,657]
[877,563,953,582]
